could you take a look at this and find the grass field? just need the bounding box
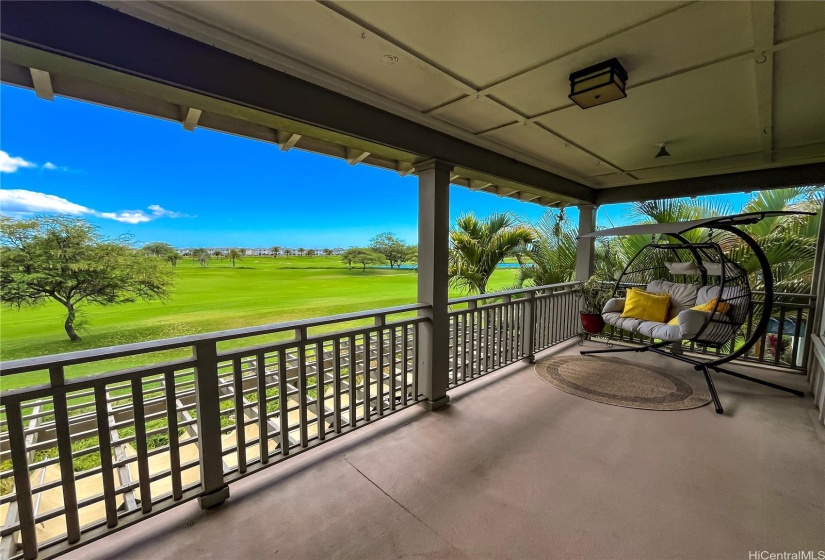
[0,256,519,388]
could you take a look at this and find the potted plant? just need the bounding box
[574,274,610,334]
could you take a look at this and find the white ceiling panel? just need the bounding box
[162,1,465,111]
[772,36,825,149]
[537,58,761,174]
[332,1,681,89]
[434,96,517,134]
[485,123,618,177]
[492,1,753,118]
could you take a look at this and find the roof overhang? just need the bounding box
[0,1,821,207]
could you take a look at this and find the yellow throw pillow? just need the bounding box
[621,288,671,323]
[667,298,731,325]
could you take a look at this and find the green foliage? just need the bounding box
[449,212,534,294]
[226,248,244,268]
[0,216,175,341]
[340,248,385,271]
[573,274,611,314]
[517,211,576,287]
[370,232,416,268]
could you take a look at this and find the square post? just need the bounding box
[576,204,597,281]
[416,159,453,410]
[193,341,230,509]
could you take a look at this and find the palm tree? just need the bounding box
[306,249,317,257]
[517,212,577,287]
[449,212,534,295]
[227,248,243,268]
[213,249,223,260]
[271,246,281,258]
[323,248,333,257]
[284,249,293,257]
[297,247,305,257]
[192,248,210,267]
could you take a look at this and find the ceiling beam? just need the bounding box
[519,193,541,202]
[595,162,825,204]
[397,161,415,177]
[277,130,301,151]
[496,187,518,197]
[469,179,493,191]
[182,106,202,131]
[751,1,775,163]
[28,67,53,100]
[0,1,594,204]
[345,147,370,165]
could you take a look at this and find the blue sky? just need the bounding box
[0,83,750,248]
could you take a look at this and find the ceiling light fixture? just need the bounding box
[655,142,671,159]
[568,58,628,109]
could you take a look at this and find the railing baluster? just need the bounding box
[317,340,326,441]
[375,325,385,416]
[232,357,247,473]
[412,324,420,401]
[277,348,290,456]
[363,333,371,421]
[256,352,269,464]
[389,326,397,411]
[94,385,119,527]
[51,365,81,544]
[451,315,458,386]
[402,325,409,406]
[348,335,357,425]
[791,308,803,368]
[333,339,342,433]
[774,307,786,365]
[164,369,183,499]
[297,331,309,448]
[5,400,38,559]
[131,377,153,512]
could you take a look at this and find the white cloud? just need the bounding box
[0,189,93,215]
[0,150,37,173]
[42,162,58,170]
[148,204,186,218]
[0,189,187,225]
[98,211,154,224]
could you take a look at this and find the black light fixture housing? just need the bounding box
[655,142,671,159]
[568,58,628,109]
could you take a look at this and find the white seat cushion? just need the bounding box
[646,279,699,321]
[603,311,643,332]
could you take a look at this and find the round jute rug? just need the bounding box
[534,355,711,410]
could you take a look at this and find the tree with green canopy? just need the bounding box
[270,246,281,257]
[370,232,416,268]
[340,248,384,271]
[0,216,174,341]
[141,242,181,267]
[449,212,534,294]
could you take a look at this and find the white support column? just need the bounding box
[575,204,597,281]
[416,159,453,410]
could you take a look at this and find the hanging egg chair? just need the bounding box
[579,211,810,414]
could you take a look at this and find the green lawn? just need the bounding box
[0,256,519,388]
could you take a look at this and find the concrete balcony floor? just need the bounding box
[70,340,825,560]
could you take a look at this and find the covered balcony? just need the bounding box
[1,2,824,559]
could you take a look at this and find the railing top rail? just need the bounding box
[751,291,816,299]
[448,282,580,305]
[0,302,429,376]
